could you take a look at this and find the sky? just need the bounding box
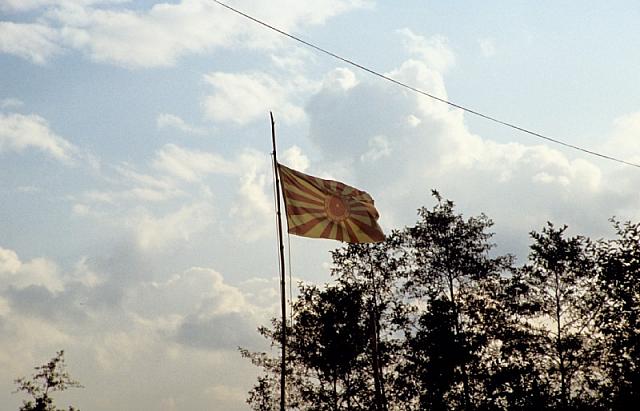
[2,1,640,410]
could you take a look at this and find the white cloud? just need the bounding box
[249,0,372,28]
[133,267,243,316]
[77,166,183,206]
[54,0,237,68]
[386,58,452,118]
[0,0,369,67]
[0,0,129,13]
[0,22,62,64]
[68,256,105,287]
[601,111,640,162]
[0,0,55,12]
[157,113,206,135]
[17,185,40,193]
[322,67,359,91]
[281,145,310,171]
[0,112,77,163]
[0,247,21,274]
[361,135,391,162]
[305,49,637,255]
[0,250,271,410]
[130,202,216,250]
[270,48,315,73]
[152,143,236,182]
[229,150,273,242]
[202,71,306,125]
[478,37,496,57]
[1,98,24,109]
[397,28,456,73]
[0,247,64,292]
[72,203,91,216]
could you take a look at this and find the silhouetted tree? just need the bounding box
[594,219,640,410]
[399,191,514,411]
[518,223,598,410]
[329,236,407,411]
[243,282,386,410]
[14,350,82,411]
[291,282,370,410]
[482,270,553,411]
[244,193,640,411]
[243,234,407,411]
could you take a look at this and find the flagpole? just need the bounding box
[270,112,287,411]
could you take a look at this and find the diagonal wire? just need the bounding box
[212,0,640,169]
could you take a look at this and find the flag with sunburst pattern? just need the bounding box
[278,164,384,243]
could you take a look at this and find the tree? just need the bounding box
[328,236,407,411]
[14,350,82,411]
[243,234,407,411]
[484,267,554,411]
[518,223,598,410]
[244,193,640,410]
[400,191,512,411]
[594,219,640,410]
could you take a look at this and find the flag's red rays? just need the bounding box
[320,222,335,239]
[343,220,359,242]
[287,207,325,217]
[283,190,325,207]
[351,217,384,242]
[291,216,330,236]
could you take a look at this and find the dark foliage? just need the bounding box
[14,350,82,411]
[244,192,640,411]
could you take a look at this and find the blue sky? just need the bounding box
[2,1,640,410]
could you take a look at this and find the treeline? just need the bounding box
[243,191,640,411]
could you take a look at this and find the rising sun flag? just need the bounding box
[278,163,385,243]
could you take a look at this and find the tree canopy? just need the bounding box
[14,350,82,411]
[244,191,640,411]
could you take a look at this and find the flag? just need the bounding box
[278,163,384,243]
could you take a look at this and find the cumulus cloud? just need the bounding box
[124,266,275,352]
[0,22,62,64]
[0,246,64,292]
[601,111,640,162]
[72,142,293,246]
[227,150,274,242]
[0,250,269,410]
[361,135,392,162]
[0,112,78,163]
[130,202,216,250]
[74,163,184,210]
[152,143,236,182]
[322,67,359,91]
[478,37,497,57]
[397,28,456,73]
[303,36,639,256]
[281,145,310,171]
[0,0,128,13]
[54,0,241,68]
[0,247,21,275]
[1,98,24,109]
[1,0,370,67]
[177,311,261,350]
[202,71,307,125]
[157,113,206,135]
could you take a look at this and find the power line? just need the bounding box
[212,0,640,169]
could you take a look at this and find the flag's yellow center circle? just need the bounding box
[325,195,350,222]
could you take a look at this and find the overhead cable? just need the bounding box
[212,0,640,169]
